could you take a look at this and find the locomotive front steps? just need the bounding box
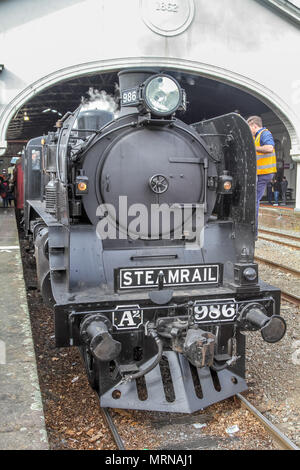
[99,351,247,413]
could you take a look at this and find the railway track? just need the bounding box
[258,229,300,250]
[254,255,300,277]
[101,398,299,450]
[259,228,300,243]
[100,407,126,450]
[254,255,300,306]
[258,235,300,250]
[237,394,299,450]
[280,290,300,305]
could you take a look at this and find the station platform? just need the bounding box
[0,209,48,449]
[259,204,300,232]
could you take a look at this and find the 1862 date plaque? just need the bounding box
[140,0,195,37]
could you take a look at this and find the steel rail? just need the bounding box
[281,290,300,306]
[255,256,300,305]
[236,394,299,450]
[258,235,300,250]
[259,229,300,243]
[100,407,126,450]
[254,255,300,277]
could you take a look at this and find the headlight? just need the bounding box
[243,267,257,281]
[143,75,182,116]
[218,171,233,195]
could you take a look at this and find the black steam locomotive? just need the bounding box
[24,69,286,412]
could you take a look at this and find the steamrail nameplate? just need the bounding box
[116,263,222,290]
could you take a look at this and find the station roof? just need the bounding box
[6,70,270,144]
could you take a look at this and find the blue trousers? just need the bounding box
[2,197,9,208]
[256,174,274,236]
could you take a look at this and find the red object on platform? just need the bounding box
[14,159,24,209]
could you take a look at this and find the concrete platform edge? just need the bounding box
[0,209,49,450]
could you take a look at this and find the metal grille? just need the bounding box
[46,185,57,213]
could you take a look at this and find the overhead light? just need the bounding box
[23,112,29,121]
[42,108,62,116]
[187,77,195,86]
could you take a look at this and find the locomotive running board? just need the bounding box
[99,351,247,413]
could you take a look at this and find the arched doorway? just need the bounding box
[1,58,299,146]
[1,58,299,206]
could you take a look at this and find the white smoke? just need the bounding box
[81,86,119,117]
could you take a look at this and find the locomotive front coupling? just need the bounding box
[80,315,121,362]
[156,317,216,368]
[173,328,216,368]
[238,303,286,343]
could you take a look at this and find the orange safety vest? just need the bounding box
[254,128,276,176]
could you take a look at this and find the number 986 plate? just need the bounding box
[193,299,237,324]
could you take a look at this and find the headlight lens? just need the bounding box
[144,76,181,115]
[243,267,257,281]
[77,182,87,191]
[223,181,232,191]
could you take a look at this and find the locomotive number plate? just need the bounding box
[116,264,222,290]
[193,299,238,324]
[121,87,139,106]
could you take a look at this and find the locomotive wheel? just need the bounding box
[80,346,100,391]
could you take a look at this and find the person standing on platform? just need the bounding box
[281,176,288,206]
[7,180,15,207]
[0,177,9,208]
[7,162,15,182]
[247,116,277,239]
[272,177,280,206]
[0,175,3,206]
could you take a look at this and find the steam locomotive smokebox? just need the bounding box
[118,69,158,95]
[77,110,114,134]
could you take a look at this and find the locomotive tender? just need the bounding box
[24,69,286,412]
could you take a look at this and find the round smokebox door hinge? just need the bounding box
[149,174,169,194]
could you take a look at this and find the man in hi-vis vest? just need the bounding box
[247,116,276,239]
